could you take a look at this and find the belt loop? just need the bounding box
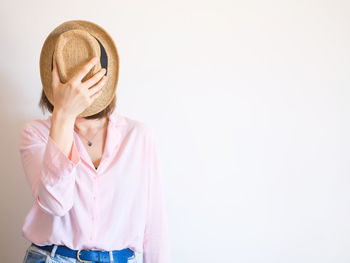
[50,245,58,258]
[109,251,114,262]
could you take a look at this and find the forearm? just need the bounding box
[50,109,76,158]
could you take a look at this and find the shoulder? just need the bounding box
[116,112,156,139]
[18,116,51,149]
[19,116,51,141]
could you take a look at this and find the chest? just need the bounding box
[79,130,107,169]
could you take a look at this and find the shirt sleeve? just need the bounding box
[143,128,171,263]
[18,124,81,217]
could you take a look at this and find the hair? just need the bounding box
[38,89,117,120]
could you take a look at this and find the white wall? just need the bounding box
[1,0,350,262]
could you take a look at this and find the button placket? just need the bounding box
[91,177,99,242]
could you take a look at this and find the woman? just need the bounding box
[19,20,170,263]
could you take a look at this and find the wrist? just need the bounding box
[52,108,76,124]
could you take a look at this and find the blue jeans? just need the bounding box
[22,243,138,263]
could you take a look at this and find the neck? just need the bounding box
[74,116,108,134]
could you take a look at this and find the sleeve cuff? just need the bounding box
[68,138,80,166]
[43,135,81,176]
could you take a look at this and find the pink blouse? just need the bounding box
[18,110,170,263]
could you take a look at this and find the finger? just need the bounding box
[81,67,106,89]
[90,86,103,101]
[88,75,107,97]
[51,59,60,86]
[71,56,99,83]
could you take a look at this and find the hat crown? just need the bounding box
[53,29,101,83]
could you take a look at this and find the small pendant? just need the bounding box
[88,141,93,146]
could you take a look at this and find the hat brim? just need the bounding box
[39,20,119,117]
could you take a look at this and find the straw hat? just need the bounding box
[39,20,119,117]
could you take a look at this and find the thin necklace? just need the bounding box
[74,119,105,147]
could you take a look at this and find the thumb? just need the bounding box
[51,59,60,87]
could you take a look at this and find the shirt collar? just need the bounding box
[108,110,128,126]
[48,110,128,171]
